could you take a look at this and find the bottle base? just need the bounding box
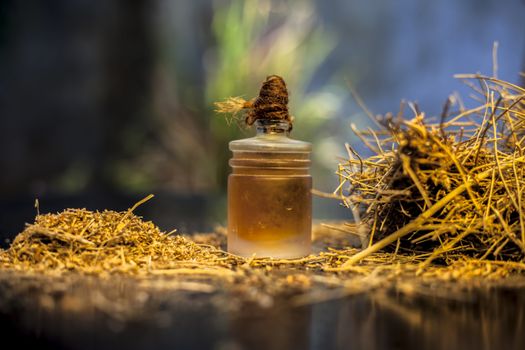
[228,236,311,259]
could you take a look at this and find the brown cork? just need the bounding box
[214,75,294,131]
[244,75,292,126]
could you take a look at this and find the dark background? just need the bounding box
[1,0,524,239]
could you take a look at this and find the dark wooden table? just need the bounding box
[0,272,524,350]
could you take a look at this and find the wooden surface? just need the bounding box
[1,271,524,350]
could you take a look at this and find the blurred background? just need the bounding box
[1,0,524,239]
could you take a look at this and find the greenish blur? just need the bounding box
[206,0,346,190]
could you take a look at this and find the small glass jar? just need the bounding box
[227,119,312,258]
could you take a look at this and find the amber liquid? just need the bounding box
[228,175,312,258]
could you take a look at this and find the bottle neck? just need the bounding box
[255,119,290,136]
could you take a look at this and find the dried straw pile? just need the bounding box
[0,195,241,277]
[336,74,525,272]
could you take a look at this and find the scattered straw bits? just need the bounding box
[0,204,238,275]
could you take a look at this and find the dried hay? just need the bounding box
[335,74,525,274]
[0,195,241,278]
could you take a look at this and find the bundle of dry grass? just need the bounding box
[336,74,525,271]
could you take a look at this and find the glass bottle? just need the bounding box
[228,119,312,258]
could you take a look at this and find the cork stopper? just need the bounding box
[215,75,294,131]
